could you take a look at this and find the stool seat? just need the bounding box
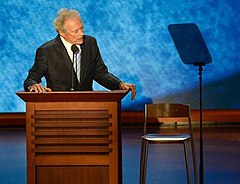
[142,134,191,142]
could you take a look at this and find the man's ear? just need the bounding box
[59,31,65,38]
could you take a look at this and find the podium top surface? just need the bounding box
[16,90,129,102]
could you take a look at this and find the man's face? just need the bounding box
[60,17,84,44]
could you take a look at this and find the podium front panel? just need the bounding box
[25,100,122,184]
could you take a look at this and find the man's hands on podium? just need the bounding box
[120,82,136,100]
[27,82,136,100]
[28,84,52,93]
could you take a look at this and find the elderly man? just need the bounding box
[24,8,136,100]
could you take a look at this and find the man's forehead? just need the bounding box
[64,18,83,29]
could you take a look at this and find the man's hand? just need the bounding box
[120,82,136,100]
[28,84,52,93]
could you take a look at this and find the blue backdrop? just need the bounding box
[1,0,240,112]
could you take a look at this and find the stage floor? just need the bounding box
[0,125,240,184]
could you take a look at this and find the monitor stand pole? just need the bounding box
[194,62,205,184]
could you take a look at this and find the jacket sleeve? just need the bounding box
[23,47,48,91]
[92,39,122,90]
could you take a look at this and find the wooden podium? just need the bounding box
[16,91,129,184]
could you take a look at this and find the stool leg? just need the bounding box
[184,142,191,184]
[140,139,145,184]
[140,139,149,184]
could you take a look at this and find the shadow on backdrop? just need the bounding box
[155,72,240,109]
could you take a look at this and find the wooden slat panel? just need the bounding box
[35,110,108,114]
[31,109,113,159]
[33,130,112,136]
[32,114,112,119]
[32,122,112,128]
[34,139,112,145]
[34,147,112,153]
[32,110,112,119]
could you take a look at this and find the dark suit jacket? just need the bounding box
[24,35,122,91]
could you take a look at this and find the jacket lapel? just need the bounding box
[55,35,73,74]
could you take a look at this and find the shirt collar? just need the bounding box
[60,36,80,51]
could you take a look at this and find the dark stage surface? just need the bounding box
[0,125,239,184]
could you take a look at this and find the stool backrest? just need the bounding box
[144,103,192,134]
